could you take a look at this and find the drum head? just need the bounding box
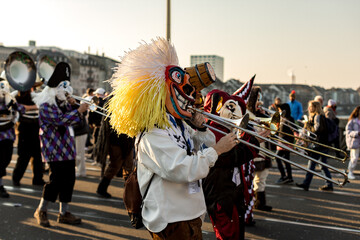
[5,51,36,91]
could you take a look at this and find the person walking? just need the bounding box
[287,90,303,122]
[296,100,333,191]
[345,106,360,180]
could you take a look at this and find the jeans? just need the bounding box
[303,147,333,187]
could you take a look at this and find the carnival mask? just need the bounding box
[165,65,195,119]
[55,80,73,102]
[218,99,244,120]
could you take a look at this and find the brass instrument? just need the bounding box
[188,106,349,187]
[69,94,108,117]
[248,113,348,163]
[260,106,317,140]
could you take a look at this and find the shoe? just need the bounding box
[296,183,309,191]
[284,178,294,184]
[276,177,287,184]
[57,212,81,225]
[13,181,21,187]
[34,209,50,227]
[97,190,112,198]
[319,185,333,191]
[245,220,256,227]
[0,185,9,198]
[348,172,356,180]
[97,177,112,198]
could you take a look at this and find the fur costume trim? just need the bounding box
[108,37,179,137]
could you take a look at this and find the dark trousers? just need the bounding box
[13,128,43,184]
[275,150,292,179]
[303,147,332,187]
[103,145,133,180]
[42,160,76,203]
[0,139,13,178]
[149,217,203,240]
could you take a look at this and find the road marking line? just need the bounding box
[262,217,360,233]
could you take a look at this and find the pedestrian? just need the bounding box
[275,103,295,184]
[95,111,134,198]
[107,37,237,239]
[314,95,324,107]
[32,62,88,227]
[345,106,360,180]
[296,100,333,191]
[269,97,281,112]
[247,86,273,211]
[324,99,340,155]
[0,78,28,198]
[12,88,45,187]
[287,90,303,122]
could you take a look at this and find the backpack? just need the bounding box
[123,132,154,229]
[325,117,339,143]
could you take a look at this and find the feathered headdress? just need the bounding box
[108,37,179,137]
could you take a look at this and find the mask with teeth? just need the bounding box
[165,65,195,119]
[219,99,244,119]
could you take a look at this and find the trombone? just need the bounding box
[248,112,348,163]
[187,106,349,187]
[260,106,317,141]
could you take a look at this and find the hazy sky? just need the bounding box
[2,0,360,89]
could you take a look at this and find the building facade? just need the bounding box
[0,41,118,96]
[191,55,224,81]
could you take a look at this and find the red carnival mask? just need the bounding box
[165,65,195,119]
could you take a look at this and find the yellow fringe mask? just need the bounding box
[107,38,179,137]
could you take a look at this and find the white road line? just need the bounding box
[262,217,360,233]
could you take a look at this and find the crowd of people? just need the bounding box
[0,37,359,239]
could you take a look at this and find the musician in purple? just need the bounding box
[33,62,88,227]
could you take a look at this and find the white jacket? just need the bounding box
[137,114,217,233]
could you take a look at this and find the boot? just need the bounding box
[254,191,272,211]
[96,177,112,198]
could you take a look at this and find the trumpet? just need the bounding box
[248,113,348,163]
[188,106,349,187]
[67,94,108,117]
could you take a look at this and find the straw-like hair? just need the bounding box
[107,37,179,137]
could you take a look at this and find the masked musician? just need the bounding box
[107,37,237,239]
[0,78,29,198]
[202,88,262,240]
[12,84,45,187]
[32,62,88,227]
[247,86,273,212]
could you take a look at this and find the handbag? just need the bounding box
[123,131,154,229]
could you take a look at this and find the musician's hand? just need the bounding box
[67,96,76,105]
[189,111,206,129]
[256,129,271,143]
[78,103,89,113]
[213,132,239,155]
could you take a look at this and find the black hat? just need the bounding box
[47,62,71,88]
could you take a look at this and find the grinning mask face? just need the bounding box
[55,80,73,102]
[164,65,195,119]
[0,80,10,102]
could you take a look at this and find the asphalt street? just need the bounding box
[0,151,359,240]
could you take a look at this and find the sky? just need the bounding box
[2,0,360,89]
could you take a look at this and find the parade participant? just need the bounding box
[296,100,333,191]
[269,97,281,112]
[33,62,88,227]
[275,103,295,184]
[345,106,360,180]
[202,89,261,240]
[95,106,135,198]
[0,78,27,198]
[247,86,273,211]
[12,88,45,187]
[107,37,237,239]
[287,90,303,122]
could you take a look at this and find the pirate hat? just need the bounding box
[47,62,71,88]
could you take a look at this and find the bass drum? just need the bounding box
[5,51,36,91]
